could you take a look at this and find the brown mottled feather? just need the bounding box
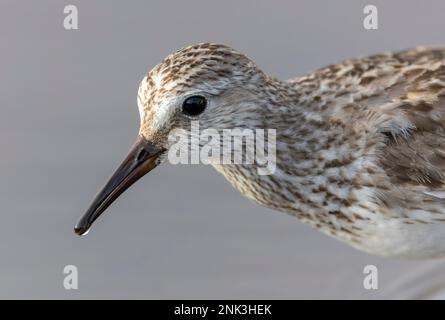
[135,44,445,257]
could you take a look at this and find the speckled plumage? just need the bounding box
[134,44,445,258]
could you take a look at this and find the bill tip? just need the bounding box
[74,225,90,236]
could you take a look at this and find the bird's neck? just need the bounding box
[213,75,371,222]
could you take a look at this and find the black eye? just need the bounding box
[182,95,207,116]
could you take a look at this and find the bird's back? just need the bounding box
[212,46,445,258]
[283,48,445,257]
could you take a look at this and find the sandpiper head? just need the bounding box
[75,43,266,235]
[137,43,266,144]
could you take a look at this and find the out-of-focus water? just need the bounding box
[1,0,445,299]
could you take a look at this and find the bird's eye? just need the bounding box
[182,95,207,116]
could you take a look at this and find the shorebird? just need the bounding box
[76,43,445,258]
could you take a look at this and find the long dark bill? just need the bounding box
[74,136,165,236]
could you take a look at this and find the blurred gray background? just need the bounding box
[1,0,445,299]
